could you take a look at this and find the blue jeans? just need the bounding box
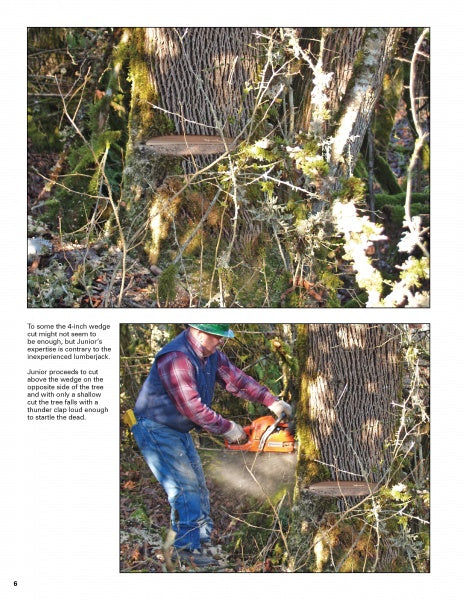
[131,417,213,550]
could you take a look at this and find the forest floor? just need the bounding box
[120,439,296,573]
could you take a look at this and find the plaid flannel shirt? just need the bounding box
[156,331,277,434]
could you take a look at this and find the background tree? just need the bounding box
[295,28,401,180]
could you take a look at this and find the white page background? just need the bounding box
[2,3,463,598]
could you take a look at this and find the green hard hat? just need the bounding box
[188,324,234,338]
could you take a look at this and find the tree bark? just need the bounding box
[295,27,401,195]
[289,323,401,570]
[297,28,366,135]
[329,28,401,177]
[145,27,259,138]
[298,323,400,482]
[121,27,261,266]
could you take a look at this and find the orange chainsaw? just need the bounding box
[224,413,296,453]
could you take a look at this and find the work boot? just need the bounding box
[171,547,218,567]
[201,541,222,558]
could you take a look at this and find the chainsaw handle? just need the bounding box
[274,412,286,425]
[258,412,286,452]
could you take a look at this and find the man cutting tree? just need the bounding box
[129,324,292,568]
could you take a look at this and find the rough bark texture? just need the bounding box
[322,28,366,121]
[288,323,401,571]
[298,323,400,484]
[330,28,401,174]
[145,27,259,138]
[121,27,262,266]
[297,28,366,134]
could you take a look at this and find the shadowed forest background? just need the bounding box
[28,27,429,308]
[120,323,429,573]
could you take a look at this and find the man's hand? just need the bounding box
[223,421,247,444]
[269,400,292,418]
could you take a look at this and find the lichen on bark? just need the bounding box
[287,323,402,571]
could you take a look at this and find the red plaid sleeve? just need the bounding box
[216,351,278,407]
[156,350,278,435]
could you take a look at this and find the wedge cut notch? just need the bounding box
[307,481,379,497]
[145,135,237,156]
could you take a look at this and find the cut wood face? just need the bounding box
[145,135,237,156]
[307,481,379,497]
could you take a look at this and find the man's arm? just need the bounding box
[157,352,232,434]
[216,352,293,417]
[215,351,277,407]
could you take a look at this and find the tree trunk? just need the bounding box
[289,323,401,571]
[297,28,366,135]
[119,27,404,305]
[121,27,260,266]
[329,28,402,177]
[297,28,401,178]
[145,27,259,138]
